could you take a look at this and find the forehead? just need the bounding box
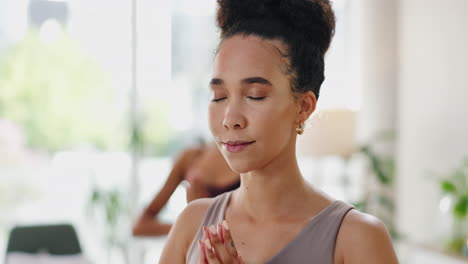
[213,35,288,79]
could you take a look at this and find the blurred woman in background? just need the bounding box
[133,142,240,236]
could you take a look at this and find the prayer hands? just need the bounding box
[197,220,244,264]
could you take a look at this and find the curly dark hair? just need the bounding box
[216,0,335,99]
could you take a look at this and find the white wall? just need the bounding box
[353,0,397,145]
[397,0,468,243]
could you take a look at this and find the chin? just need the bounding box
[224,159,254,174]
[225,157,265,174]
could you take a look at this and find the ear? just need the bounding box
[296,91,317,123]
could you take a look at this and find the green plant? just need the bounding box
[0,29,187,156]
[87,186,130,264]
[438,156,468,256]
[0,30,125,151]
[352,131,400,240]
[440,157,468,219]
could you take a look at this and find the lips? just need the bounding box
[223,140,255,153]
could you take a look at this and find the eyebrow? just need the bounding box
[210,78,223,85]
[242,77,272,86]
[209,76,273,86]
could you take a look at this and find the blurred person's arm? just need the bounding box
[132,147,200,237]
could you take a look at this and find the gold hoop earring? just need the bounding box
[296,122,304,135]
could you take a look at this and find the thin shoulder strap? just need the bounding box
[185,192,232,263]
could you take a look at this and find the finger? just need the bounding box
[222,220,238,257]
[208,225,223,249]
[204,238,221,264]
[208,225,221,245]
[238,255,244,264]
[203,227,221,263]
[197,240,208,264]
[202,226,212,246]
[217,223,225,244]
[203,226,209,240]
[210,224,231,262]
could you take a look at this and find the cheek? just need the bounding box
[208,104,222,135]
[255,102,294,136]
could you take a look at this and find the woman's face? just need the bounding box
[208,35,300,173]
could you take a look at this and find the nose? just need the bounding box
[222,101,247,130]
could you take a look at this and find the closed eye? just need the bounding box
[211,97,227,102]
[247,96,266,101]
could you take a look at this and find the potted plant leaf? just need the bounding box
[438,157,468,256]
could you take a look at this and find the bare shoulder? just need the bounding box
[176,146,203,164]
[334,209,399,264]
[182,197,214,223]
[182,146,203,156]
[159,197,215,263]
[170,197,214,242]
[341,209,388,235]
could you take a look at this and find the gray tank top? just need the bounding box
[186,191,354,264]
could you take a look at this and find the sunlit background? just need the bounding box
[0,0,467,264]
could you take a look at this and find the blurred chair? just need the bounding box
[6,223,82,256]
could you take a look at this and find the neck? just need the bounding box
[234,144,312,223]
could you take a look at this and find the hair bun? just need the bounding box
[216,0,335,53]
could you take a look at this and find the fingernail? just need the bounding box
[222,220,229,230]
[205,239,212,250]
[209,225,217,235]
